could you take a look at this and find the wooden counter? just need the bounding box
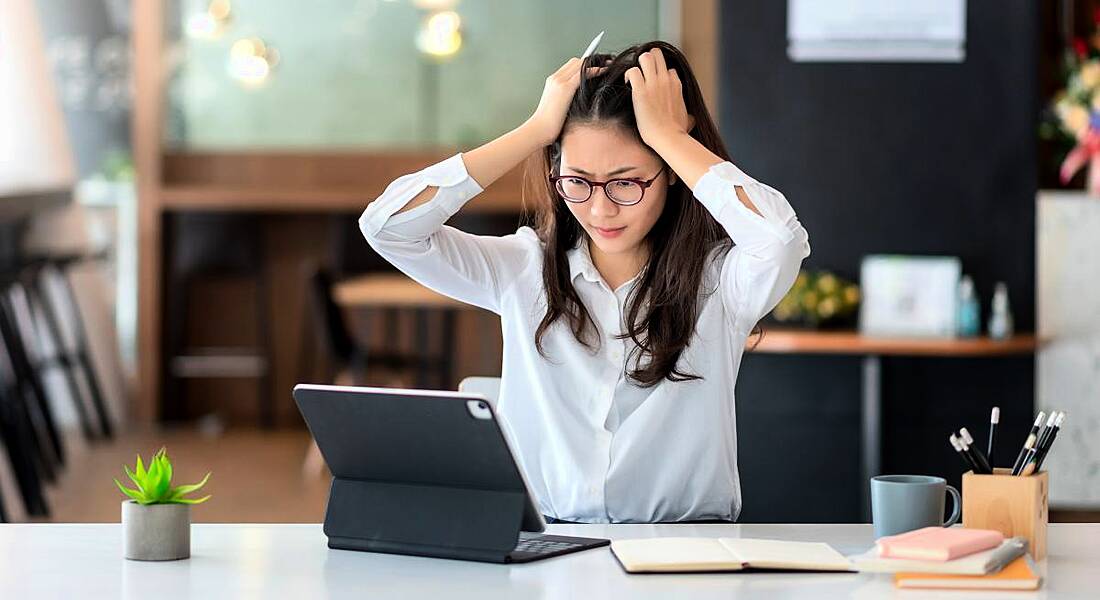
[752,329,1038,356]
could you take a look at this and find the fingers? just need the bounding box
[554,57,582,78]
[624,66,643,88]
[650,47,668,79]
[627,48,675,86]
[637,49,657,81]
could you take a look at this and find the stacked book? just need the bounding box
[850,527,1040,590]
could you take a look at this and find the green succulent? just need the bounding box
[114,448,211,505]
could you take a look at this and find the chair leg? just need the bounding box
[19,281,71,461]
[0,392,50,517]
[56,269,115,438]
[0,294,62,478]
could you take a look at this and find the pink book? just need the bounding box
[876,527,1004,562]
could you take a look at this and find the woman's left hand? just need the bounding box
[624,48,695,147]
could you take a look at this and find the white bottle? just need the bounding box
[988,282,1014,340]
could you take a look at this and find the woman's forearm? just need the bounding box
[648,130,762,217]
[463,118,547,189]
[395,119,546,215]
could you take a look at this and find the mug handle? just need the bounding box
[943,484,961,527]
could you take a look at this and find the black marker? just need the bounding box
[988,406,999,467]
[950,433,978,472]
[1033,412,1066,472]
[1034,412,1059,461]
[960,428,993,474]
[1012,412,1046,474]
[956,431,989,474]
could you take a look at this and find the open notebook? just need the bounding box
[610,537,854,574]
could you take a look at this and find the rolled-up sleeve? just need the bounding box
[692,161,811,334]
[359,153,534,314]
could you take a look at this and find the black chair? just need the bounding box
[0,289,52,517]
[0,284,64,481]
[27,258,115,439]
[163,214,275,427]
[302,266,460,388]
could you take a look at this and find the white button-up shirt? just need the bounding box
[360,153,810,523]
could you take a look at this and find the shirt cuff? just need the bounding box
[362,152,483,235]
[691,161,795,245]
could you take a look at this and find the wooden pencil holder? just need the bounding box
[961,468,1048,560]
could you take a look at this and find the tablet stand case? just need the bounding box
[292,385,550,564]
[324,478,530,563]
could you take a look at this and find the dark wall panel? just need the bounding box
[724,2,1038,522]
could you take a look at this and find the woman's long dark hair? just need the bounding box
[529,40,737,387]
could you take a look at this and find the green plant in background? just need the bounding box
[114,448,211,505]
[99,150,135,182]
[772,269,860,328]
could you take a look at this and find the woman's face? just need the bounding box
[557,123,675,258]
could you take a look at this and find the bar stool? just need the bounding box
[0,289,51,517]
[26,257,116,439]
[0,282,65,479]
[163,214,275,427]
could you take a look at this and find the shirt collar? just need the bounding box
[567,238,602,284]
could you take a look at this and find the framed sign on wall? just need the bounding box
[858,255,961,338]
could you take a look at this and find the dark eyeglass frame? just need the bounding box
[548,166,666,206]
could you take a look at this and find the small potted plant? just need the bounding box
[114,447,211,561]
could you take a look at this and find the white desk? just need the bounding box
[1,523,1096,598]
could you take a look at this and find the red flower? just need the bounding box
[1075,37,1089,59]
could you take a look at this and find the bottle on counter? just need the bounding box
[988,281,1014,340]
[956,275,981,337]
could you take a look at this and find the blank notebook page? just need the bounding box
[719,538,854,571]
[611,538,744,572]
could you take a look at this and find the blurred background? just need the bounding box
[0,0,1097,525]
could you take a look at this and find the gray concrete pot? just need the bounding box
[121,500,190,561]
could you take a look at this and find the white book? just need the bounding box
[610,537,854,574]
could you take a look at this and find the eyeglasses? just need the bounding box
[548,166,665,206]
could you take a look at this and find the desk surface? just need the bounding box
[1,523,1095,599]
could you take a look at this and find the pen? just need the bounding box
[1011,411,1045,474]
[1034,412,1059,459]
[581,31,605,59]
[987,406,999,467]
[1033,411,1066,472]
[949,433,979,472]
[960,428,992,474]
[1018,449,1039,476]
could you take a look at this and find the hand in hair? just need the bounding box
[527,56,608,146]
[623,47,695,147]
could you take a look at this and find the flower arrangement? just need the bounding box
[771,269,860,329]
[1051,23,1100,195]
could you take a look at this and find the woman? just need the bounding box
[360,41,810,523]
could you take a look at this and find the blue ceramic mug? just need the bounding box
[870,475,960,539]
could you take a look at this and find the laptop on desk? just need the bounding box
[293,384,609,563]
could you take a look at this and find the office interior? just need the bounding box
[0,0,1097,528]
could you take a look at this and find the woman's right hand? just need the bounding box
[526,57,606,146]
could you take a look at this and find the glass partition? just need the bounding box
[164,0,663,150]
